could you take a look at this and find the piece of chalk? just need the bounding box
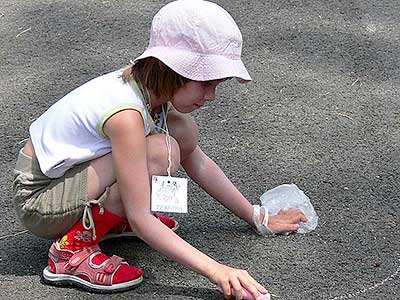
[242,287,271,300]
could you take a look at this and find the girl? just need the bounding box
[13,0,306,298]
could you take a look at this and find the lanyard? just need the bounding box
[128,77,172,177]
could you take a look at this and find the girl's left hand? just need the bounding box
[267,208,307,233]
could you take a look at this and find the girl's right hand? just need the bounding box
[208,263,268,299]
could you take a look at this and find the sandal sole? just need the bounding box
[42,267,143,293]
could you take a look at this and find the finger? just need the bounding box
[230,277,243,300]
[277,222,299,233]
[221,281,232,299]
[236,271,264,300]
[286,210,306,222]
[289,223,300,231]
[236,272,251,289]
[291,211,307,223]
[249,278,268,295]
[241,281,261,300]
[299,212,308,222]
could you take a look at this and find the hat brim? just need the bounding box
[134,47,252,83]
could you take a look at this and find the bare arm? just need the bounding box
[103,110,267,299]
[104,110,218,276]
[182,146,255,224]
[181,145,307,232]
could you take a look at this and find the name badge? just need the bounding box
[151,175,188,213]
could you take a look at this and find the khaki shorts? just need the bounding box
[12,150,90,239]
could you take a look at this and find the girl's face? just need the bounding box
[171,79,227,113]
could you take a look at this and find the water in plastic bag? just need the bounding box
[260,183,318,233]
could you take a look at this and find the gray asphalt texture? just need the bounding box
[1,0,399,299]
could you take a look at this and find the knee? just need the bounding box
[169,114,199,161]
[147,134,181,175]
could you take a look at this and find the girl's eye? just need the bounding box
[202,81,213,87]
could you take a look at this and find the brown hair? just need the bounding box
[121,57,190,99]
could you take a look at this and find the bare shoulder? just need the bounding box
[103,109,145,139]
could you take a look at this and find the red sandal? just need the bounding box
[102,213,179,241]
[42,241,143,293]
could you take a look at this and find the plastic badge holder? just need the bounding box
[260,183,318,233]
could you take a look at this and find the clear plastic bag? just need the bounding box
[260,183,318,233]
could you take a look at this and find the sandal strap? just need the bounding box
[48,242,137,287]
[72,252,124,286]
[104,255,124,274]
[66,245,101,270]
[252,205,274,236]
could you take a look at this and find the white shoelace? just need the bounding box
[81,187,110,241]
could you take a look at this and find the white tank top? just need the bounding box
[30,70,157,178]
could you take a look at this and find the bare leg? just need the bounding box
[86,134,181,217]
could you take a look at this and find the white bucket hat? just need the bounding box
[134,0,251,83]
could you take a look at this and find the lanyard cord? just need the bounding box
[161,104,172,178]
[132,77,172,177]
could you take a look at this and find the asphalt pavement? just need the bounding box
[0,0,399,299]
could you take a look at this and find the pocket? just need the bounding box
[12,173,29,199]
